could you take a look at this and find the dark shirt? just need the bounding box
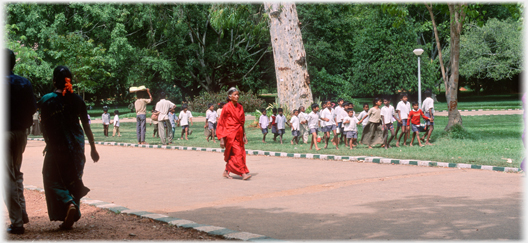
[8,71,37,131]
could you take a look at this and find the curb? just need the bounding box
[27,138,521,173]
[435,108,522,112]
[22,185,278,241]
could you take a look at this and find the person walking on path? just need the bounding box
[134,88,152,144]
[155,92,176,145]
[5,49,37,234]
[38,66,100,230]
[217,87,251,180]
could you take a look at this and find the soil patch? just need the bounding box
[5,189,228,241]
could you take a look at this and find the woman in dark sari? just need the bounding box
[38,66,99,229]
[216,87,251,180]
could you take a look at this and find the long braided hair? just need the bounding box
[53,66,73,96]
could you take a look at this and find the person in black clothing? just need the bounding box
[5,48,37,234]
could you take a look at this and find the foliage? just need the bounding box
[187,88,266,112]
[6,3,274,103]
[439,124,478,140]
[458,18,522,92]
[297,4,439,100]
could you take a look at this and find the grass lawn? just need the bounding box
[29,114,523,168]
[354,94,521,112]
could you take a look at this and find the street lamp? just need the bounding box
[413,48,424,110]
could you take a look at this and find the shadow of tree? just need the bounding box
[168,192,521,240]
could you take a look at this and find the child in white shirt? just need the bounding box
[102,107,110,137]
[205,103,217,143]
[381,98,397,149]
[307,103,323,151]
[178,104,193,140]
[343,108,360,149]
[396,93,411,147]
[290,109,300,145]
[276,108,287,144]
[258,108,270,143]
[112,110,121,137]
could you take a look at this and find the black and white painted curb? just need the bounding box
[27,138,520,173]
[22,184,278,241]
[436,108,522,112]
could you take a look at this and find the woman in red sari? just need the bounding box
[216,87,251,180]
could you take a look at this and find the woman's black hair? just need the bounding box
[114,110,119,115]
[53,66,72,90]
[226,87,239,102]
[372,98,381,106]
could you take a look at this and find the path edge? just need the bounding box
[26,138,521,173]
[22,185,279,242]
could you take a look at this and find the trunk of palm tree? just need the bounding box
[264,2,313,111]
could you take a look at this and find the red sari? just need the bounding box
[216,101,249,176]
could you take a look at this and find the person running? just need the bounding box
[217,87,251,180]
[38,66,100,230]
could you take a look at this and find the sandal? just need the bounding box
[60,203,77,230]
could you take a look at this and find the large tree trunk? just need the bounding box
[264,2,313,111]
[426,3,464,131]
[444,3,466,130]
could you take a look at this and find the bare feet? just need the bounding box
[410,144,413,147]
[395,142,400,147]
[426,142,433,145]
[223,170,232,179]
[316,147,321,151]
[242,174,252,180]
[291,141,294,145]
[368,146,373,149]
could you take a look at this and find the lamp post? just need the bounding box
[413,48,424,110]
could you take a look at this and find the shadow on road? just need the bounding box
[169,192,521,240]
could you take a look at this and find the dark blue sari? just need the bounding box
[38,92,89,222]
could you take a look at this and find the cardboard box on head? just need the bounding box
[129,85,147,93]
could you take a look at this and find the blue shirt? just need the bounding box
[8,71,37,131]
[168,112,178,127]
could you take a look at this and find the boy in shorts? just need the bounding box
[381,98,397,149]
[205,103,217,143]
[343,108,360,149]
[396,93,411,147]
[421,89,435,145]
[258,108,270,143]
[178,104,193,140]
[276,108,287,144]
[407,101,433,147]
[290,109,300,145]
[308,103,323,151]
[271,108,278,141]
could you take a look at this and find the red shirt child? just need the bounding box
[407,108,431,126]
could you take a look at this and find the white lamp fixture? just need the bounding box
[413,49,424,109]
[413,48,424,56]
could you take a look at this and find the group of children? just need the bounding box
[257,90,435,150]
[102,107,121,137]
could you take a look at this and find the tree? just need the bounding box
[426,3,466,131]
[264,2,313,110]
[458,18,522,93]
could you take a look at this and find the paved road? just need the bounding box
[21,140,521,240]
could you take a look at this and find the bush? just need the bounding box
[187,89,266,113]
[440,124,478,140]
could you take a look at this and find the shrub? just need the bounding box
[440,124,478,140]
[187,89,266,113]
